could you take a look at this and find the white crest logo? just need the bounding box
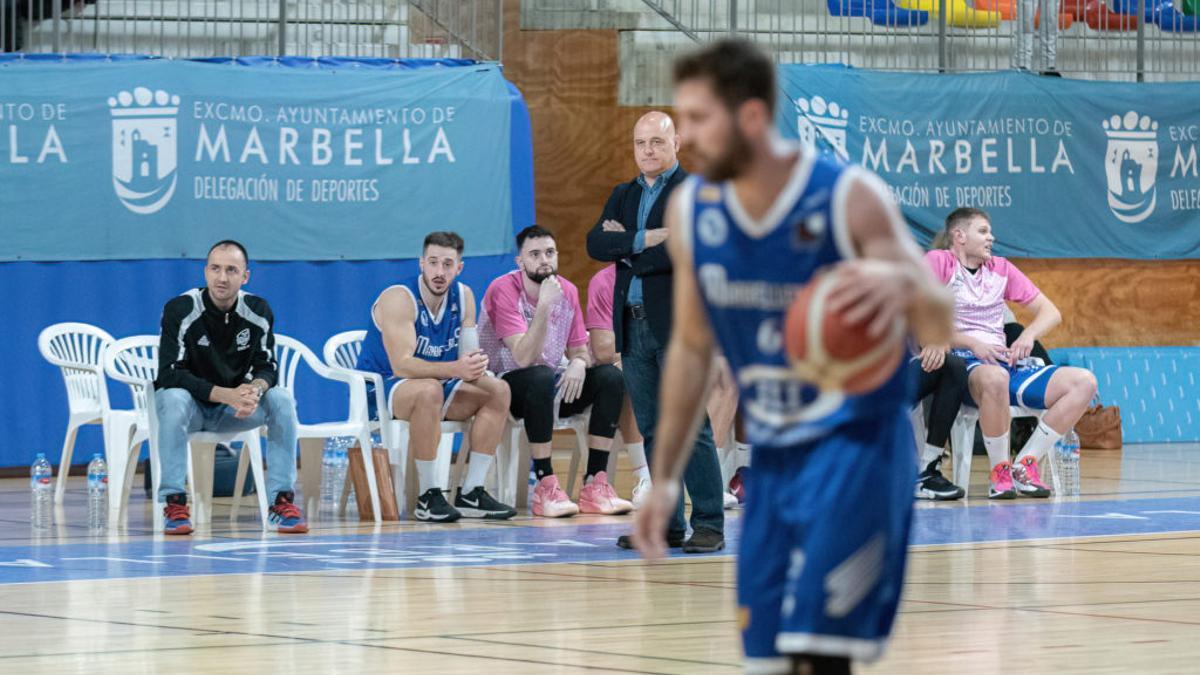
[109,87,180,215]
[795,95,849,161]
[236,329,251,350]
[1102,111,1159,224]
[697,207,729,248]
[197,335,210,347]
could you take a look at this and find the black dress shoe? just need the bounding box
[616,531,686,550]
[682,528,725,553]
[1040,69,1063,77]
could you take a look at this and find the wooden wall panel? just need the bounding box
[502,2,1200,348]
[1011,259,1200,348]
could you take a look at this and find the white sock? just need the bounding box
[983,432,1010,470]
[736,442,751,468]
[1017,421,1063,465]
[921,443,944,468]
[462,452,494,493]
[415,459,438,495]
[719,445,738,486]
[625,441,651,481]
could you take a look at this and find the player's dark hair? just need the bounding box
[423,231,465,255]
[672,39,776,116]
[516,225,556,251]
[207,239,248,265]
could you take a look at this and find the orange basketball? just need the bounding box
[783,270,906,394]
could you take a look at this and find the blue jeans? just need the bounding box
[155,387,298,502]
[622,314,724,536]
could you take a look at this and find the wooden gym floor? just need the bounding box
[2,444,1200,673]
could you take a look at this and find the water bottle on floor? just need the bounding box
[320,438,338,514]
[87,454,108,531]
[336,439,355,516]
[1053,428,1081,497]
[31,453,52,530]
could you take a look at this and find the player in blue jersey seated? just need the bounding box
[355,231,516,523]
[630,40,953,675]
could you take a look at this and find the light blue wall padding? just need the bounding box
[1050,347,1200,443]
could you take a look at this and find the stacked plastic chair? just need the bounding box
[897,0,1003,27]
[827,0,931,26]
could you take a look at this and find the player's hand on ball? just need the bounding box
[633,481,680,560]
[825,259,911,339]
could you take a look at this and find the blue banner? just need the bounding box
[1,56,521,261]
[777,65,1200,259]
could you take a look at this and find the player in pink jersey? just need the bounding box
[587,264,743,510]
[926,208,1098,499]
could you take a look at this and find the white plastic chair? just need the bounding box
[950,404,1050,497]
[103,335,270,529]
[323,330,464,518]
[230,334,380,523]
[37,323,115,503]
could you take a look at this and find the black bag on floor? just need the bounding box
[143,444,256,498]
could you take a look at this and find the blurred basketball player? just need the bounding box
[631,40,952,674]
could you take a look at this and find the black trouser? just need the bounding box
[501,364,624,443]
[911,351,969,448]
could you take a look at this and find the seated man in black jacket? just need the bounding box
[153,240,305,535]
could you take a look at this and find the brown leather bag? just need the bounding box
[1075,403,1122,449]
[347,443,400,521]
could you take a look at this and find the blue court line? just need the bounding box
[2,495,1200,585]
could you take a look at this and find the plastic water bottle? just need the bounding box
[335,438,350,498]
[320,438,339,514]
[87,454,108,531]
[1052,428,1081,497]
[30,453,52,530]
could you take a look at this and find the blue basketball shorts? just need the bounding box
[738,408,915,670]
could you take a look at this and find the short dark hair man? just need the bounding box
[154,240,306,535]
[354,231,516,522]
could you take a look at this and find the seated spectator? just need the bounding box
[587,263,743,510]
[586,264,652,507]
[480,226,632,518]
[927,208,1097,499]
[909,343,969,500]
[154,240,305,535]
[354,231,515,523]
[706,357,743,509]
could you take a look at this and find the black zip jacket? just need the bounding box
[154,287,278,404]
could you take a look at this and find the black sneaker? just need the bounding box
[915,459,965,501]
[616,531,686,550]
[414,488,461,523]
[454,486,517,520]
[682,528,725,553]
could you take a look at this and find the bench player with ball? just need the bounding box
[631,40,953,675]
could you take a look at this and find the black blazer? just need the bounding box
[586,167,688,352]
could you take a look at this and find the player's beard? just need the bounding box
[421,273,449,296]
[524,264,555,284]
[700,125,753,183]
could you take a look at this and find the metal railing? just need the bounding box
[2,0,502,61]
[633,0,1199,80]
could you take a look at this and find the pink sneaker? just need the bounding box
[531,475,579,518]
[578,472,634,515]
[989,461,1017,500]
[1012,456,1052,498]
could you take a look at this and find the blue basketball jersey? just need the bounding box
[686,150,911,449]
[356,276,464,378]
